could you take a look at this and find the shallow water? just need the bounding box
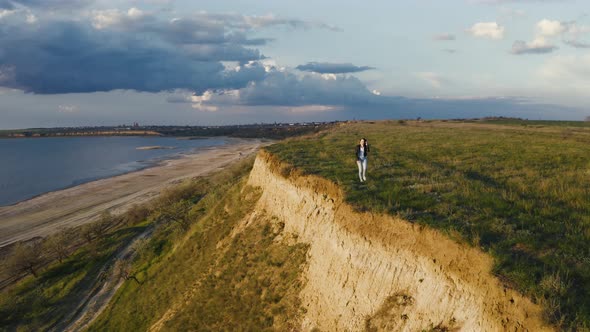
[0,136,227,206]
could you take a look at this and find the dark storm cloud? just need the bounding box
[0,8,342,94]
[296,62,375,74]
[0,0,91,9]
[239,71,375,106]
[0,18,267,93]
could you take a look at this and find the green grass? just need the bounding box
[266,120,590,330]
[88,157,308,331]
[0,223,148,331]
[477,118,590,128]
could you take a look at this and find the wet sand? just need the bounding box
[0,138,266,248]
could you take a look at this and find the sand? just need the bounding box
[0,138,266,248]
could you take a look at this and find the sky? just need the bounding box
[0,0,589,128]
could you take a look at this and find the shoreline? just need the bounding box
[0,136,237,208]
[0,138,267,248]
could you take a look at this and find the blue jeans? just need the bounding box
[356,158,367,181]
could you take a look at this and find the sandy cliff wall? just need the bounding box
[247,150,551,332]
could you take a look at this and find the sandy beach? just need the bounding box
[0,138,267,248]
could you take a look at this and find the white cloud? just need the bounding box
[511,37,557,54]
[127,7,144,19]
[58,105,80,113]
[91,7,146,29]
[536,19,565,37]
[433,33,456,41]
[511,19,590,55]
[25,13,37,24]
[189,90,221,112]
[467,22,505,40]
[0,9,13,18]
[416,72,447,88]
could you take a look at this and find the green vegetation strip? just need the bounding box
[266,120,590,330]
[0,223,148,331]
[88,157,308,331]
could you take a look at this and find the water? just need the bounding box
[0,136,228,206]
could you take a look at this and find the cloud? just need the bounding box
[536,19,565,36]
[474,0,567,3]
[91,11,340,34]
[58,104,79,113]
[433,33,456,41]
[538,55,590,85]
[511,19,590,54]
[564,39,590,48]
[167,67,378,112]
[295,62,375,74]
[511,38,557,54]
[238,13,341,31]
[499,7,526,19]
[0,20,270,93]
[91,8,149,30]
[416,72,449,88]
[467,22,505,40]
[0,9,341,94]
[0,0,92,10]
[0,8,15,18]
[163,64,582,121]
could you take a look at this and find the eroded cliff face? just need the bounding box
[247,151,551,332]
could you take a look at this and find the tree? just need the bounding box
[7,242,43,278]
[115,259,142,285]
[585,116,590,122]
[124,204,151,226]
[156,200,193,230]
[81,223,94,244]
[91,211,113,240]
[44,229,72,263]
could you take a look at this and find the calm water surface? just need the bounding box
[0,136,228,206]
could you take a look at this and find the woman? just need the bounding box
[355,138,369,182]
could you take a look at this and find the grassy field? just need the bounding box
[477,118,590,128]
[88,157,308,331]
[266,120,590,330]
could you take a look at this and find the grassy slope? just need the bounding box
[0,224,148,331]
[266,120,590,330]
[88,158,308,331]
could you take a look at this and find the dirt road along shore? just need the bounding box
[0,139,265,248]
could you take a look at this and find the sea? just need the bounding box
[0,136,228,206]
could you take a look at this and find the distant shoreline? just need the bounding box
[0,131,163,139]
[0,136,237,208]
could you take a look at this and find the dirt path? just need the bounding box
[0,138,265,248]
[58,226,153,332]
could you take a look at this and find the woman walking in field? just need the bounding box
[355,138,369,182]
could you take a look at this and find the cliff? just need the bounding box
[247,150,551,331]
